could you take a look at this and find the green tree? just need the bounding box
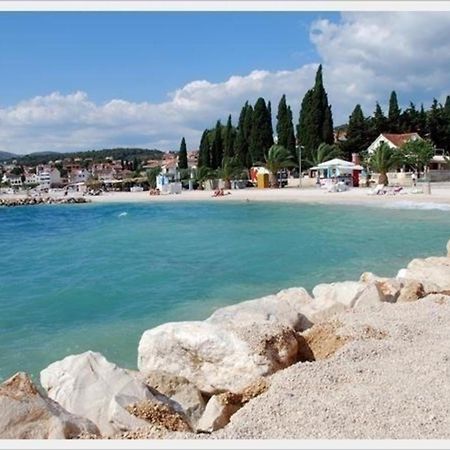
[297,65,334,163]
[341,104,370,158]
[250,97,274,164]
[146,167,161,189]
[264,145,293,188]
[234,102,253,168]
[198,129,211,168]
[400,139,435,176]
[369,102,387,140]
[401,102,419,133]
[387,91,401,133]
[427,99,446,148]
[223,115,235,159]
[276,94,296,161]
[367,142,402,186]
[219,156,244,189]
[210,120,223,170]
[178,137,188,169]
[306,143,342,166]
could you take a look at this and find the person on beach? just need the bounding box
[411,172,417,187]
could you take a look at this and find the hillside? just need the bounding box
[5,148,165,166]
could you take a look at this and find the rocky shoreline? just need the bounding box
[1,239,450,439]
[0,196,91,207]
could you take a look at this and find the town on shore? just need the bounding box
[2,67,450,202]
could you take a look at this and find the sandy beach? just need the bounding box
[3,184,450,209]
[84,184,450,208]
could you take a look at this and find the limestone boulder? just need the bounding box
[312,281,383,311]
[207,287,314,332]
[397,280,426,302]
[397,256,450,292]
[0,372,99,439]
[145,371,205,426]
[196,393,242,433]
[138,321,299,395]
[40,351,179,437]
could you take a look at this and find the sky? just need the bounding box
[1,11,450,154]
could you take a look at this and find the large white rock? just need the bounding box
[138,321,298,395]
[312,281,383,310]
[397,256,450,292]
[207,287,314,331]
[40,351,176,437]
[0,372,99,439]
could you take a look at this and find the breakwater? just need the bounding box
[0,196,91,207]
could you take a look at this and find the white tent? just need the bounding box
[317,158,363,171]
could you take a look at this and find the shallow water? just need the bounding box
[0,201,449,381]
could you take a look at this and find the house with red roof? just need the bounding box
[367,132,422,154]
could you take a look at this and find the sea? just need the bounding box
[0,200,449,382]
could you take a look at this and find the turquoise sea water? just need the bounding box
[0,201,449,382]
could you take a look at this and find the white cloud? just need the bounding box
[313,12,450,122]
[2,12,450,154]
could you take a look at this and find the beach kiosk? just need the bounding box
[312,158,363,189]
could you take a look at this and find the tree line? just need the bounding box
[342,93,450,160]
[192,65,333,173]
[177,64,450,183]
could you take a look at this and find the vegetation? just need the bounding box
[306,143,342,167]
[249,98,274,164]
[367,142,402,185]
[264,145,294,188]
[8,148,164,166]
[297,65,334,164]
[400,139,435,176]
[276,95,296,161]
[178,138,188,170]
[146,167,161,189]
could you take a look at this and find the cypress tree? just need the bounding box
[276,95,296,160]
[235,102,253,168]
[297,65,334,162]
[276,95,290,148]
[210,120,223,170]
[369,102,387,140]
[286,106,296,157]
[198,129,211,168]
[417,103,428,136]
[249,97,273,164]
[401,102,418,133]
[388,91,401,133]
[267,100,274,141]
[223,115,235,159]
[342,104,370,158]
[178,137,188,169]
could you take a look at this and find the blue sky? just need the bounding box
[0,12,337,106]
[1,11,450,154]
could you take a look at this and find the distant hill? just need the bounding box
[0,151,18,161]
[8,148,165,166]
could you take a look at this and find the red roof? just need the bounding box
[381,133,421,147]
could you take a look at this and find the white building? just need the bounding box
[68,168,90,184]
[367,133,422,154]
[2,173,23,187]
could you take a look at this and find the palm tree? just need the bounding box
[367,142,402,186]
[264,145,294,188]
[306,143,342,167]
[219,156,244,189]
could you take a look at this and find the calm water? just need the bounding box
[0,201,449,382]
